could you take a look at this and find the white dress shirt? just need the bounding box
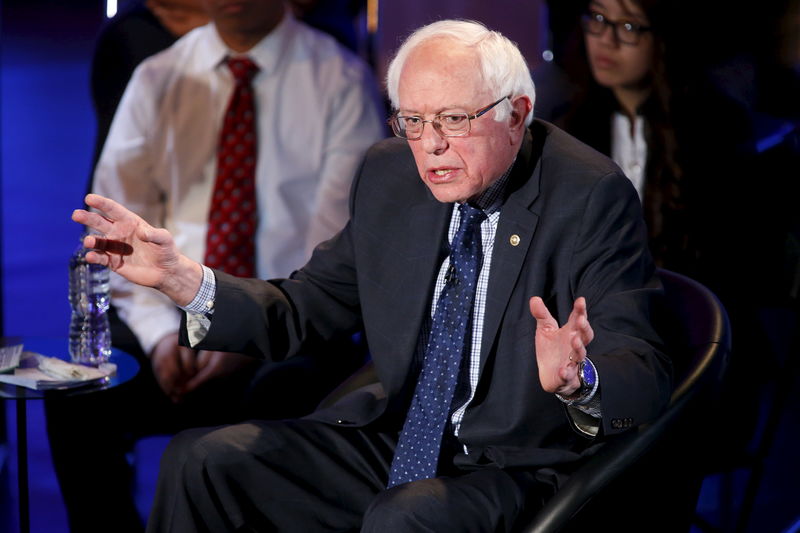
[93,13,386,354]
[611,112,647,200]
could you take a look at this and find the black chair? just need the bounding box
[520,268,732,532]
[319,268,731,531]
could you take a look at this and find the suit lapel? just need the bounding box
[383,193,451,394]
[479,127,544,374]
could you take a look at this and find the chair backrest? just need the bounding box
[521,268,732,533]
[657,269,731,403]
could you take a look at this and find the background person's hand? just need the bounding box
[183,351,256,394]
[150,332,198,403]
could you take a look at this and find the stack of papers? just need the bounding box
[0,337,23,373]
[0,352,116,390]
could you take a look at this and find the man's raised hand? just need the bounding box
[73,193,203,306]
[529,296,595,397]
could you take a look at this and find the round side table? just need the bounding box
[0,337,140,533]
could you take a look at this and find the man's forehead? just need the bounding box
[397,100,476,115]
[398,44,488,114]
[397,86,493,115]
[405,41,479,74]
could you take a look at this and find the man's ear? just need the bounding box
[509,95,532,142]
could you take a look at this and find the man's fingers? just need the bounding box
[579,316,594,345]
[71,208,90,225]
[73,209,114,235]
[575,297,594,344]
[571,333,587,361]
[529,296,556,329]
[566,296,586,325]
[85,193,129,220]
[567,296,593,345]
[84,250,110,266]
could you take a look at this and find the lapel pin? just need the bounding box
[509,234,520,246]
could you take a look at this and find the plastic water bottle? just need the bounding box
[68,235,112,365]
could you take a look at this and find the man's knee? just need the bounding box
[362,470,532,533]
[362,479,448,532]
[159,428,198,477]
[160,425,242,483]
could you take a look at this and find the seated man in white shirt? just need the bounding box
[46,1,386,531]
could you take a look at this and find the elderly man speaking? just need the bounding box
[74,19,670,533]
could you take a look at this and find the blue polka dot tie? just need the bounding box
[387,203,487,488]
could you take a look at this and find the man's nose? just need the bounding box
[420,122,448,155]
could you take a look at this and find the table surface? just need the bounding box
[0,336,140,400]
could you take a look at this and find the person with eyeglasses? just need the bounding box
[545,0,765,321]
[73,19,669,532]
[578,0,661,202]
[542,0,784,527]
[547,0,759,278]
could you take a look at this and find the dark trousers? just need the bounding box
[45,307,367,533]
[147,418,550,533]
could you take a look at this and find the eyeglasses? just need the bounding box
[581,11,652,45]
[389,95,511,140]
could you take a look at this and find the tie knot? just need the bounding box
[458,203,486,227]
[227,57,259,83]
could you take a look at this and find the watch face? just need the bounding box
[581,359,597,387]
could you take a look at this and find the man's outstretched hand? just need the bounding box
[529,296,594,397]
[73,193,203,307]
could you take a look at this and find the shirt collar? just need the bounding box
[467,160,515,215]
[197,10,297,76]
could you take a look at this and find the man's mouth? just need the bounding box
[428,168,458,183]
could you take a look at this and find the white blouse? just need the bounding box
[611,112,647,201]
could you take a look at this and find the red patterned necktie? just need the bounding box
[204,56,260,277]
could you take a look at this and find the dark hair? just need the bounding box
[554,0,696,270]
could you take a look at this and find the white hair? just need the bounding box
[385,19,536,126]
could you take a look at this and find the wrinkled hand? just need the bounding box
[183,351,256,394]
[73,194,202,306]
[529,296,594,396]
[150,333,198,403]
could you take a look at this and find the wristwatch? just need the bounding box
[555,357,599,406]
[576,358,597,397]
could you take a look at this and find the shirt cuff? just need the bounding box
[180,265,216,348]
[180,265,216,316]
[557,357,602,438]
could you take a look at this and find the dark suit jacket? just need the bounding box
[189,119,671,475]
